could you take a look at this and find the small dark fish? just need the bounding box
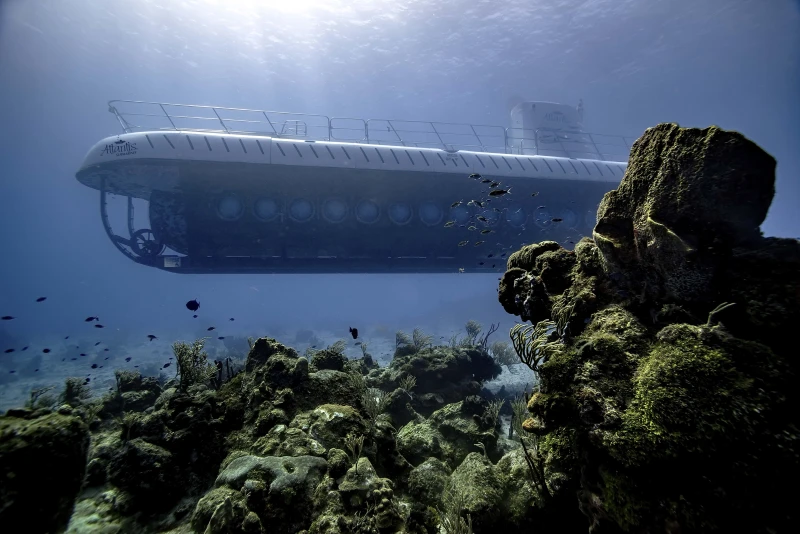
[488,188,511,197]
[469,173,482,179]
[311,345,317,348]
[458,240,469,247]
[349,327,359,339]
[229,318,235,321]
[538,205,546,209]
[218,336,225,340]
[4,349,13,354]
[207,326,215,331]
[134,365,139,368]
[64,336,69,340]
[478,262,484,265]
[2,316,14,320]
[80,353,86,356]
[531,192,539,197]
[444,221,456,228]
[43,348,50,353]
[450,201,462,208]
[147,335,157,341]
[84,378,91,383]
[186,299,200,312]
[193,314,198,318]
[91,363,98,369]
[355,341,361,346]
[474,241,485,246]
[9,370,14,374]
[35,368,39,372]
[492,264,496,268]
[468,226,477,231]
[71,357,77,361]
[21,346,27,351]
[85,316,99,322]
[551,218,563,223]
[488,254,494,258]
[477,216,488,222]
[104,348,109,352]
[94,324,104,329]
[481,229,494,234]
[125,357,132,362]
[490,182,501,188]
[481,179,492,183]
[163,363,171,369]
[36,297,47,302]
[104,357,109,360]
[501,253,507,258]
[94,341,101,346]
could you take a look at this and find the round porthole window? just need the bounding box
[289,198,315,222]
[217,194,244,221]
[584,208,598,229]
[554,208,578,228]
[322,198,348,223]
[419,201,442,226]
[253,198,280,222]
[356,200,380,224]
[506,207,527,227]
[449,205,471,225]
[388,203,413,225]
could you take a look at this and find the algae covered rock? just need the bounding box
[0,411,90,533]
[496,123,800,533]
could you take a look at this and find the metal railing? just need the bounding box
[107,99,635,162]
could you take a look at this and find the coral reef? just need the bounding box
[498,123,799,533]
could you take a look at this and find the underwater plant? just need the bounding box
[437,480,473,534]
[362,387,390,431]
[172,338,217,392]
[25,385,56,410]
[411,328,434,351]
[489,340,517,369]
[465,319,482,345]
[60,377,92,406]
[509,320,561,375]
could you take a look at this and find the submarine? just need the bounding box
[75,99,635,274]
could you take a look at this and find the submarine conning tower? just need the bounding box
[74,99,636,274]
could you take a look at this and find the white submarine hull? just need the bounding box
[74,100,633,274]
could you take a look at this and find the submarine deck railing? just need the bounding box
[107,99,635,163]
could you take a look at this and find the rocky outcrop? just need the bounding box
[497,123,800,533]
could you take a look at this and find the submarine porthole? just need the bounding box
[555,208,578,228]
[216,194,244,221]
[506,207,527,227]
[534,207,553,229]
[322,198,348,223]
[479,208,501,226]
[253,198,280,222]
[449,205,471,224]
[288,198,315,223]
[355,200,380,224]
[388,203,413,225]
[419,201,443,226]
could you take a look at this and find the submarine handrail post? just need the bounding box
[261,111,279,137]
[158,103,179,131]
[386,120,405,146]
[107,100,133,133]
[429,122,446,150]
[587,130,604,161]
[211,107,230,133]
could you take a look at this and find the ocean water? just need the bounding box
[0,0,797,415]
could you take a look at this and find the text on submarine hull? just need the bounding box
[74,100,637,274]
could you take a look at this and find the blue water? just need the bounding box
[0,0,798,409]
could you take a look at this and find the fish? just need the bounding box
[531,192,539,197]
[468,226,477,231]
[349,327,359,339]
[487,254,494,258]
[64,336,69,340]
[163,363,171,369]
[477,216,488,222]
[147,335,157,341]
[355,341,361,346]
[538,205,546,209]
[80,353,86,356]
[21,346,27,351]
[193,315,198,318]
[2,316,14,320]
[500,253,507,258]
[481,179,492,183]
[91,363,98,369]
[42,348,50,353]
[478,262,484,265]
[95,341,101,346]
[36,297,47,302]
[125,357,132,362]
[444,221,456,228]
[474,241,485,246]
[218,336,225,340]
[469,173,482,179]
[85,316,99,322]
[490,181,501,188]
[481,229,494,234]
[94,324,104,329]
[70,358,76,361]
[488,187,511,197]
[186,299,200,312]
[4,349,13,354]
[229,318,235,321]
[551,218,563,222]
[104,348,109,352]
[458,240,469,247]
[450,201,462,208]
[458,267,465,273]
[207,326,215,331]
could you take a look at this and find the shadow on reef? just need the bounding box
[499,123,799,534]
[0,123,797,534]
